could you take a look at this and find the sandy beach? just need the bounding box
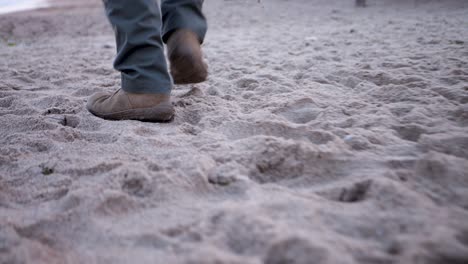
[1,0,468,263]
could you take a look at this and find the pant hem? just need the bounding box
[162,6,207,43]
[122,76,172,95]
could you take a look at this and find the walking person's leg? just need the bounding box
[87,0,174,121]
[161,0,208,84]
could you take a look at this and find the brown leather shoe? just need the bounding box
[86,89,174,122]
[167,29,208,84]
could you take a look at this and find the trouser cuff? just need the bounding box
[122,75,172,95]
[162,5,208,43]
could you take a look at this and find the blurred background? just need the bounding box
[0,0,48,14]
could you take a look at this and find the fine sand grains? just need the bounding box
[1,0,468,263]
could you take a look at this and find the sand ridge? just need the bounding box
[0,0,468,263]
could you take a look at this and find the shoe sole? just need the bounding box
[89,102,175,122]
[173,73,207,85]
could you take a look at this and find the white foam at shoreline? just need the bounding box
[0,0,48,14]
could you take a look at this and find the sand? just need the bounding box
[0,0,468,263]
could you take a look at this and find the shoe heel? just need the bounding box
[147,102,175,122]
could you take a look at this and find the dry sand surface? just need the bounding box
[1,0,468,263]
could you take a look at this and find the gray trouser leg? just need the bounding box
[104,0,172,94]
[161,0,207,43]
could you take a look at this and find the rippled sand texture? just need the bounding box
[1,0,468,263]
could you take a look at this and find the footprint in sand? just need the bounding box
[455,230,468,248]
[419,133,468,159]
[274,99,322,124]
[94,191,140,216]
[317,179,372,203]
[219,120,335,145]
[391,124,427,142]
[121,173,152,198]
[225,137,349,185]
[450,105,468,126]
[264,237,330,264]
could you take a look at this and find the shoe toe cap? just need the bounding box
[86,92,111,113]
